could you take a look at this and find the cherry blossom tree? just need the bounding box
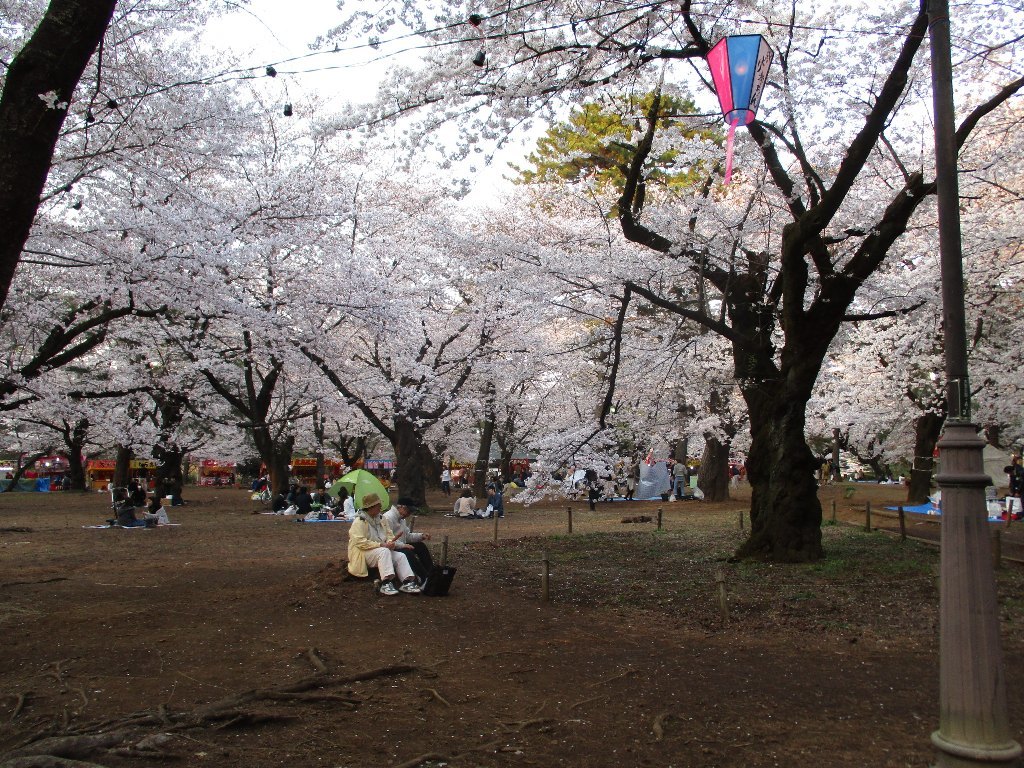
[0,0,118,311]
[328,0,1024,561]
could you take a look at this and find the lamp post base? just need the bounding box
[932,730,1021,767]
[933,422,1021,768]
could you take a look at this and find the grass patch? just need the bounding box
[456,523,1024,644]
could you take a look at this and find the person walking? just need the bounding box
[440,467,452,497]
[671,460,688,500]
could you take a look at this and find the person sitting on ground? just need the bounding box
[111,488,138,527]
[294,486,313,517]
[347,492,421,595]
[144,495,171,525]
[382,496,434,582]
[271,490,290,514]
[454,488,477,518]
[337,487,356,520]
[486,483,505,518]
[127,479,147,507]
[110,489,166,527]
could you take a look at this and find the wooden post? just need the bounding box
[657,508,663,530]
[567,506,573,534]
[993,529,1002,570]
[831,499,837,524]
[541,552,550,602]
[898,506,907,542]
[865,500,872,532]
[441,535,449,567]
[493,507,499,543]
[715,568,729,622]
[738,509,744,531]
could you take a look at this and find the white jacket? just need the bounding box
[382,506,425,544]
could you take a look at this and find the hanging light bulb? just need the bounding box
[473,50,486,67]
[283,103,293,117]
[266,65,277,77]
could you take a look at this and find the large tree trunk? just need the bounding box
[113,445,132,489]
[64,418,89,491]
[392,416,429,508]
[472,382,498,500]
[496,433,513,484]
[152,394,186,501]
[154,444,184,501]
[737,389,824,563]
[473,416,496,501]
[696,389,734,502]
[1,447,53,492]
[0,0,118,312]
[417,440,440,490]
[313,409,326,487]
[251,427,294,497]
[908,411,945,504]
[697,436,730,503]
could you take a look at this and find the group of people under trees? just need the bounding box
[450,484,504,519]
[108,479,172,527]
[270,483,353,519]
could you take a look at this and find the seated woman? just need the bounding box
[454,488,478,518]
[271,491,289,513]
[110,490,168,527]
[337,487,356,520]
[347,493,421,596]
[143,495,171,525]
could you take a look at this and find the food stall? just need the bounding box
[197,459,236,487]
[85,458,157,491]
[291,457,346,486]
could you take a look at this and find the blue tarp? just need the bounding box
[0,478,51,492]
[886,502,1003,522]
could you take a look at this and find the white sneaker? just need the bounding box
[379,581,399,596]
[399,580,421,594]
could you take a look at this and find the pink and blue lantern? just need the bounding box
[706,34,773,183]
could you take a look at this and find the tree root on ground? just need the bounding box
[568,693,608,711]
[6,692,29,721]
[652,711,671,741]
[0,664,420,768]
[1,756,108,767]
[304,647,328,673]
[588,667,637,687]
[0,576,65,587]
[391,738,504,768]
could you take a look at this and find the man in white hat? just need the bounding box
[347,492,421,595]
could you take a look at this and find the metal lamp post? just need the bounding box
[929,1,1021,765]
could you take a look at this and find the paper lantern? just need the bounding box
[706,35,773,183]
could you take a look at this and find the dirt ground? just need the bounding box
[1,482,1023,768]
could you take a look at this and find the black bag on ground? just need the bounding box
[421,565,456,596]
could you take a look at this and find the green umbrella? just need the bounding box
[327,469,390,510]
